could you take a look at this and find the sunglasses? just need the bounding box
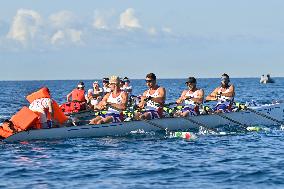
[145,80,153,83]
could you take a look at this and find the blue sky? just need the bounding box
[0,0,283,80]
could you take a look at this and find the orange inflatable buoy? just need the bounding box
[0,124,14,138]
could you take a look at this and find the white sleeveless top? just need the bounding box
[145,87,161,111]
[93,88,103,95]
[121,85,132,95]
[106,91,124,114]
[184,90,199,107]
[217,87,234,106]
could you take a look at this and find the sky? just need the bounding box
[0,0,283,80]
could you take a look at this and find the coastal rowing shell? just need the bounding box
[4,103,284,142]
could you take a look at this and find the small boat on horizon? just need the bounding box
[260,74,275,84]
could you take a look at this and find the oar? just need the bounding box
[129,103,197,139]
[236,102,284,127]
[164,102,219,134]
[214,110,261,131]
[143,119,196,140]
[203,104,261,132]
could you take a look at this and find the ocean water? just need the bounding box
[0,78,284,189]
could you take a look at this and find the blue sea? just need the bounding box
[0,78,284,189]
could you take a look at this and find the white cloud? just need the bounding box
[51,30,64,44]
[119,8,141,29]
[51,29,82,45]
[148,27,157,36]
[49,10,77,29]
[93,10,112,30]
[93,16,107,29]
[162,27,172,34]
[7,9,42,43]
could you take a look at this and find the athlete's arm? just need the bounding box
[205,87,219,101]
[138,91,148,109]
[47,99,54,118]
[95,93,110,110]
[222,85,235,97]
[176,90,187,104]
[66,91,72,102]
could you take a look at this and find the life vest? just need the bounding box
[11,106,41,131]
[47,101,68,124]
[71,89,85,102]
[60,101,86,114]
[0,124,14,138]
[26,88,50,103]
[0,106,41,139]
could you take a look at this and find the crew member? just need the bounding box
[205,73,235,113]
[134,73,166,120]
[175,77,204,117]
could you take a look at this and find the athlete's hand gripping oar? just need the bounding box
[235,102,284,128]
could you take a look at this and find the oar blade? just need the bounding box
[170,131,197,140]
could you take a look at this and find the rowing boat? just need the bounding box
[4,103,284,142]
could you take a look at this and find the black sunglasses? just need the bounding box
[145,79,153,83]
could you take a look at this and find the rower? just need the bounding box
[89,76,128,124]
[102,78,111,95]
[66,81,86,102]
[86,81,103,107]
[205,73,235,113]
[175,77,204,117]
[134,73,166,120]
[121,77,133,95]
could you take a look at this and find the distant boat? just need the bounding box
[260,74,275,84]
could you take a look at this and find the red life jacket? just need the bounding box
[71,89,85,102]
[60,101,86,114]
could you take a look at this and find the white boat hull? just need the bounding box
[4,103,284,142]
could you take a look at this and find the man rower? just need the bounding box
[134,73,166,120]
[205,73,235,113]
[121,77,133,95]
[89,76,128,124]
[175,77,204,117]
[102,78,111,95]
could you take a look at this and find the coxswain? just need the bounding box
[89,76,128,124]
[205,73,235,113]
[134,73,166,120]
[66,81,86,102]
[175,77,204,117]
